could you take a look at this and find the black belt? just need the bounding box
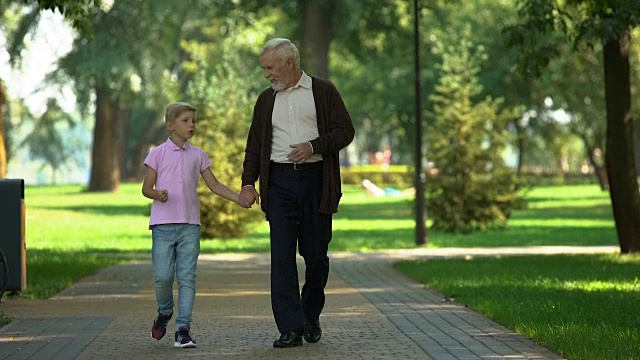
[270,161,322,171]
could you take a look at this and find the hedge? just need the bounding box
[340,165,599,187]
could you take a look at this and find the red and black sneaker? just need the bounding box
[151,313,172,340]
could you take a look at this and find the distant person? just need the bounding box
[362,179,415,197]
[142,102,249,348]
[382,146,392,168]
[238,38,355,348]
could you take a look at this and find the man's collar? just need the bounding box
[296,71,312,89]
[275,71,311,94]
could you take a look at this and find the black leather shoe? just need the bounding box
[303,319,322,343]
[273,332,303,348]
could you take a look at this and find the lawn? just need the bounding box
[3,182,634,360]
[333,183,617,249]
[15,183,619,300]
[395,254,640,360]
[23,183,618,255]
[10,182,619,300]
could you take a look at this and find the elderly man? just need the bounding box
[239,38,355,348]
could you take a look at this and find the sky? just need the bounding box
[1,10,76,114]
[1,10,89,185]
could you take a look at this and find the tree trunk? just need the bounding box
[0,82,6,179]
[132,112,164,182]
[118,106,132,181]
[602,33,640,253]
[512,119,525,174]
[579,133,608,190]
[634,122,640,172]
[51,165,57,185]
[88,85,120,192]
[301,0,336,79]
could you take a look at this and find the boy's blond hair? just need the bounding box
[165,102,197,123]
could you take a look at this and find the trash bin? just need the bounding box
[0,178,27,293]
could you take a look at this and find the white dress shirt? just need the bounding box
[270,71,323,163]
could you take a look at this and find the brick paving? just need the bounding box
[0,246,617,359]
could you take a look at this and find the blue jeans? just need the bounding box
[151,224,200,331]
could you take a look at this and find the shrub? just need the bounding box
[426,34,523,233]
[188,49,263,239]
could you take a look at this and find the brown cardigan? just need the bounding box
[241,77,355,215]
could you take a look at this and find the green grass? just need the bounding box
[337,183,617,249]
[19,250,133,299]
[394,254,640,360]
[23,183,618,254]
[0,180,624,359]
[12,182,617,301]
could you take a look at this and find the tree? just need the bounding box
[0,0,99,178]
[0,81,5,178]
[1,3,41,178]
[505,0,640,253]
[187,41,265,238]
[30,0,100,37]
[57,0,217,191]
[426,31,522,233]
[226,0,344,78]
[20,98,85,183]
[544,44,608,188]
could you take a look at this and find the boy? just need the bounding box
[142,102,248,348]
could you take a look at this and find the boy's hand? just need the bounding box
[156,189,168,203]
[239,186,259,207]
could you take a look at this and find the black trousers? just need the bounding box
[267,161,332,334]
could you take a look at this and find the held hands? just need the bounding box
[156,189,168,203]
[287,142,313,163]
[239,186,260,208]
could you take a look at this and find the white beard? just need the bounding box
[270,74,289,91]
[271,81,286,91]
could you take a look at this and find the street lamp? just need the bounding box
[414,0,427,246]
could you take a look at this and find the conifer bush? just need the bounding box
[426,34,523,233]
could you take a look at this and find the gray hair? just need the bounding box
[260,38,300,69]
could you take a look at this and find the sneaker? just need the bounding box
[151,313,172,340]
[174,326,196,348]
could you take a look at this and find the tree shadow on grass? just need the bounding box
[336,199,413,220]
[40,204,149,216]
[334,200,615,248]
[517,204,613,221]
[26,248,150,259]
[337,199,613,223]
[330,224,617,249]
[523,193,609,203]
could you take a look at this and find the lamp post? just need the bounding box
[414,0,427,246]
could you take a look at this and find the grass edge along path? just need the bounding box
[395,253,640,360]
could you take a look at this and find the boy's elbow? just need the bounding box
[209,184,221,194]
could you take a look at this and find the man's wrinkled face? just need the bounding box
[260,49,292,91]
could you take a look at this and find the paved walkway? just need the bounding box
[0,246,618,359]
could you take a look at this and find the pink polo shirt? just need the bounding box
[144,138,212,229]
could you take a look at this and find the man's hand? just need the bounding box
[287,142,313,163]
[239,186,260,207]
